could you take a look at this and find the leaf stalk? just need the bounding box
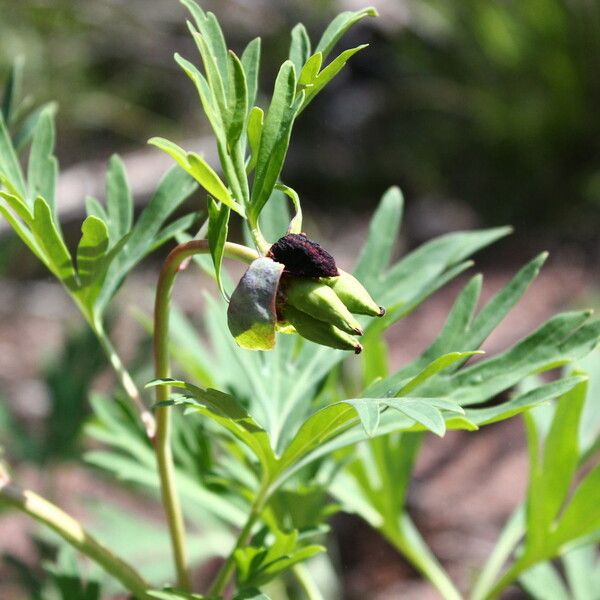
[0,474,152,599]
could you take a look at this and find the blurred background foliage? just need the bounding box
[1,0,599,246]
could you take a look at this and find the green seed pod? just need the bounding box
[282,305,362,353]
[284,278,364,335]
[323,269,384,317]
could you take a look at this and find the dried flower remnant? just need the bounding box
[268,233,338,277]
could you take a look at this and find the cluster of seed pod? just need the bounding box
[228,233,384,353]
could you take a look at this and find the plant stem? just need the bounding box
[470,507,524,600]
[387,514,463,600]
[483,561,527,600]
[95,324,156,438]
[153,239,258,591]
[208,482,269,596]
[0,472,152,599]
[292,563,325,600]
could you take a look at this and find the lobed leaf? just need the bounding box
[315,7,378,61]
[30,196,78,290]
[250,61,302,223]
[226,51,248,147]
[246,106,264,174]
[96,165,197,313]
[289,23,311,73]
[353,186,404,288]
[149,137,242,214]
[148,379,277,475]
[181,0,229,94]
[241,38,261,110]
[105,154,133,242]
[1,58,23,124]
[76,215,110,289]
[300,45,369,111]
[175,53,223,140]
[274,183,302,234]
[0,113,26,198]
[207,197,230,299]
[27,106,58,211]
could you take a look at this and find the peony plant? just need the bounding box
[1,2,600,599]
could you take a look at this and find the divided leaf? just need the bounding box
[250,61,302,223]
[207,197,230,299]
[149,137,243,215]
[27,106,58,211]
[147,378,277,476]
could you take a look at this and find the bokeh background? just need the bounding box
[1,0,599,598]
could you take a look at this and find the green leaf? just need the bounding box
[301,45,369,111]
[174,53,223,140]
[343,399,380,437]
[96,165,197,312]
[353,186,404,287]
[280,396,458,472]
[298,53,322,87]
[315,7,377,60]
[289,23,311,72]
[378,227,512,307]
[181,0,229,92]
[233,590,271,600]
[234,528,324,588]
[0,113,26,198]
[27,106,58,211]
[563,544,600,599]
[148,378,277,475]
[1,58,23,124]
[414,311,599,407]
[274,183,302,234]
[257,188,290,242]
[279,402,359,471]
[208,197,230,299]
[535,379,587,536]
[383,399,447,437]
[189,27,228,119]
[394,351,481,396]
[369,253,551,392]
[85,394,246,528]
[575,350,600,456]
[0,189,33,224]
[361,333,389,388]
[149,212,199,253]
[85,196,109,223]
[149,137,243,215]
[148,590,205,599]
[409,275,482,371]
[105,154,133,241]
[227,257,284,350]
[76,216,110,289]
[552,462,600,547]
[31,196,78,290]
[0,195,45,263]
[519,562,571,600]
[241,38,261,109]
[246,106,263,173]
[465,253,548,350]
[226,51,248,147]
[250,61,302,222]
[464,376,588,426]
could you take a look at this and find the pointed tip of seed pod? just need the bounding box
[378,306,386,317]
[354,327,364,336]
[354,343,363,355]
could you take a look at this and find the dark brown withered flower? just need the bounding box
[267,233,339,278]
